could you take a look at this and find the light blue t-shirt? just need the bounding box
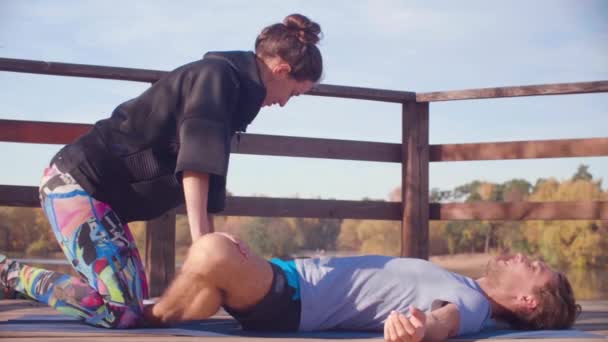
[294,255,492,335]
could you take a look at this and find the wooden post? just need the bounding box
[145,209,176,297]
[401,101,430,259]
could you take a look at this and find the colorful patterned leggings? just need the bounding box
[4,164,148,328]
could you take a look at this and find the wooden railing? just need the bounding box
[1,57,607,296]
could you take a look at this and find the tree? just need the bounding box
[572,164,593,182]
[0,207,59,257]
[430,188,452,202]
[501,179,532,201]
[294,218,341,251]
[241,217,302,258]
[428,221,449,255]
[523,177,606,268]
[337,219,400,256]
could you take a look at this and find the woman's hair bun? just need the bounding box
[255,13,323,81]
[283,13,321,45]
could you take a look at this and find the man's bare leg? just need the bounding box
[144,233,273,325]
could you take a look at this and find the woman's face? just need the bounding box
[263,78,314,107]
[261,58,315,108]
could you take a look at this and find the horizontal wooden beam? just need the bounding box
[0,57,413,102]
[0,119,402,163]
[0,57,163,83]
[0,185,38,207]
[309,84,415,102]
[430,137,608,161]
[430,201,608,221]
[3,119,607,162]
[0,119,91,144]
[416,81,608,102]
[2,185,606,221]
[177,197,402,220]
[0,184,401,220]
[232,133,401,162]
[2,58,605,102]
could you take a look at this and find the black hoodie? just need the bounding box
[52,51,266,222]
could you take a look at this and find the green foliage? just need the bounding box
[241,217,303,258]
[174,215,191,249]
[26,238,55,256]
[0,207,59,257]
[522,175,607,268]
[433,165,607,269]
[3,164,605,272]
[127,221,147,260]
[572,164,593,182]
[428,221,449,255]
[493,221,530,253]
[441,221,493,254]
[499,179,532,201]
[293,218,341,251]
[337,220,400,256]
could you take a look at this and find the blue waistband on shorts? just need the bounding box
[269,258,300,301]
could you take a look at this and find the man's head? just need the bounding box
[483,253,581,330]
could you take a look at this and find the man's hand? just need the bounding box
[384,306,427,342]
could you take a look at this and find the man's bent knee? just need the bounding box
[182,233,246,276]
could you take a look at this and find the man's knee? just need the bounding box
[182,233,241,275]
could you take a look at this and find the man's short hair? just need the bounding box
[512,271,581,330]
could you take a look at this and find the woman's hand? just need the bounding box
[215,232,250,259]
[384,306,427,342]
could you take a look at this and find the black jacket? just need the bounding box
[52,51,266,222]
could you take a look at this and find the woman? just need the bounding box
[0,13,323,328]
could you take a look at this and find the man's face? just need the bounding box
[485,253,557,295]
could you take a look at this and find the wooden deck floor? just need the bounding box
[1,299,607,341]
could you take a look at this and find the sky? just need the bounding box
[0,0,606,201]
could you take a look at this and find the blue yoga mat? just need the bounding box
[1,314,603,340]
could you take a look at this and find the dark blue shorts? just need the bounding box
[223,259,301,332]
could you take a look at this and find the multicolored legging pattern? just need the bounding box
[5,164,148,328]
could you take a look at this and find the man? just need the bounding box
[145,232,579,341]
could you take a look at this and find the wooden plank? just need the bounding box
[5,120,607,162]
[401,102,430,259]
[308,83,415,102]
[0,119,402,163]
[177,197,403,220]
[2,185,606,221]
[0,57,414,102]
[416,81,608,102]
[0,184,39,207]
[145,209,176,298]
[0,57,164,83]
[0,185,402,221]
[430,137,608,161]
[0,119,91,144]
[231,133,401,162]
[430,201,608,221]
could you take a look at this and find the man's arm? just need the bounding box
[424,303,460,341]
[384,304,460,342]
